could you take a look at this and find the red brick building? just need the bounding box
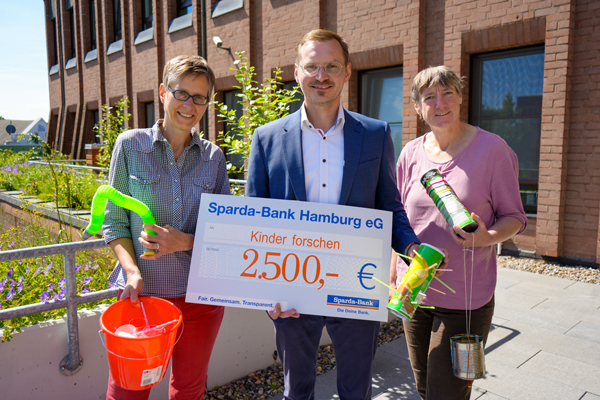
[44,0,600,265]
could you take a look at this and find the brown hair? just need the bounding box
[411,66,464,104]
[295,29,349,65]
[162,55,216,96]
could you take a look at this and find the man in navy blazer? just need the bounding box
[246,29,420,400]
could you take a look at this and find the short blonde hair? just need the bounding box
[411,66,464,104]
[162,55,215,96]
[296,29,349,65]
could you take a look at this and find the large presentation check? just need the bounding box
[186,194,392,321]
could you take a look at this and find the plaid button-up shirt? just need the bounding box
[104,121,230,298]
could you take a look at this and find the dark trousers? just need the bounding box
[403,296,495,400]
[274,314,380,400]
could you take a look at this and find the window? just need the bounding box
[142,0,153,30]
[283,81,303,115]
[177,0,192,17]
[359,66,404,160]
[145,102,155,128]
[50,0,58,66]
[113,0,122,41]
[89,0,97,50]
[470,46,544,213]
[91,110,100,142]
[223,90,244,179]
[67,0,76,58]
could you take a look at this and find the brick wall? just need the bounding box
[44,0,600,264]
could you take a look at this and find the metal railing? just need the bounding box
[0,240,118,376]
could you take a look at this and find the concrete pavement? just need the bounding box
[267,267,600,400]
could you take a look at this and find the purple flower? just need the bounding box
[82,277,92,286]
[75,263,81,272]
[25,265,29,274]
[84,262,90,271]
[47,282,53,292]
[82,287,90,294]
[58,278,65,288]
[41,291,49,303]
[17,276,23,293]
[43,262,53,275]
[92,264,99,270]
[107,282,117,289]
[6,289,15,301]
[57,288,66,300]
[34,266,42,276]
[7,268,14,278]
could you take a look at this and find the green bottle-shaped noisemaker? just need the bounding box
[420,169,478,237]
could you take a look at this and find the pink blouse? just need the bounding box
[396,127,528,310]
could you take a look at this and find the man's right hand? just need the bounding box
[268,303,300,319]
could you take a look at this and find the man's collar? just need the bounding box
[300,103,345,132]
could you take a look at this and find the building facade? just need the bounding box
[43,0,600,265]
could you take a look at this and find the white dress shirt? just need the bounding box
[301,103,345,204]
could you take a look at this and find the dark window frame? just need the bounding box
[141,0,153,30]
[113,0,122,41]
[89,0,97,50]
[68,1,76,59]
[358,65,404,161]
[145,101,155,128]
[282,81,303,115]
[177,0,192,17]
[469,45,545,214]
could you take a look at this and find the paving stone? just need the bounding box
[372,342,419,399]
[518,350,600,395]
[529,296,600,325]
[475,358,586,400]
[471,388,509,399]
[484,324,540,368]
[486,318,600,367]
[581,392,600,399]
[377,335,410,360]
[565,321,600,345]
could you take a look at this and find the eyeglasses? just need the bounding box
[167,87,209,106]
[297,61,344,77]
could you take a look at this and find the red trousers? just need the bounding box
[106,297,224,400]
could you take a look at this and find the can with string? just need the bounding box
[450,236,486,384]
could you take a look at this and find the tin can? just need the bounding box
[387,243,445,320]
[420,169,478,236]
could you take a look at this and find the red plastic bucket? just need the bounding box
[99,296,183,390]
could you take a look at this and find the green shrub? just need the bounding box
[213,52,300,194]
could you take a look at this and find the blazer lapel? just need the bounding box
[281,112,307,201]
[339,111,363,205]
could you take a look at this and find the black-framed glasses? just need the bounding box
[297,61,344,77]
[167,87,209,106]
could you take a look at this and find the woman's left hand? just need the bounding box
[452,213,493,248]
[139,224,195,259]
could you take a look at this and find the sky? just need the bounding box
[0,0,50,122]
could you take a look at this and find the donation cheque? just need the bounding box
[186,194,393,321]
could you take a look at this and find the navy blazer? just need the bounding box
[246,109,419,255]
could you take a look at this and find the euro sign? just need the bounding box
[357,263,376,290]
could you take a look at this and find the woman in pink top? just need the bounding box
[392,66,528,399]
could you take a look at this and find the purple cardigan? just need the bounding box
[396,127,528,310]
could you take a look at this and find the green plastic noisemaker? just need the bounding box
[82,185,157,255]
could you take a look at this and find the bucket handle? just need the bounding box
[98,321,184,362]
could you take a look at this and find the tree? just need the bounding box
[213,52,300,192]
[94,97,131,169]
